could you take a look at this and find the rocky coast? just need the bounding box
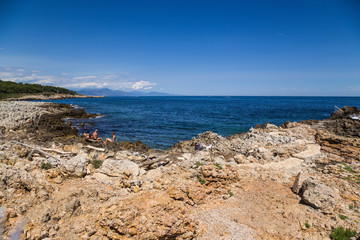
[0,101,359,239]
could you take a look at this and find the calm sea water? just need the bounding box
[47,96,360,149]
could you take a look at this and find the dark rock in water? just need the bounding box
[254,124,262,129]
[323,119,360,138]
[330,106,359,120]
[302,106,360,138]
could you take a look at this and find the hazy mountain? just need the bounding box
[127,91,173,96]
[77,88,173,97]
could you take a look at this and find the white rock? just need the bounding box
[99,159,139,177]
[60,154,88,177]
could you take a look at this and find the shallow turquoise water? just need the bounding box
[46,96,360,149]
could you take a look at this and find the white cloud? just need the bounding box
[73,75,97,80]
[33,79,56,84]
[0,66,158,92]
[62,82,108,89]
[131,80,157,90]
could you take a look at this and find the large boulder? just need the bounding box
[298,178,336,213]
[0,163,36,191]
[60,154,88,177]
[99,159,140,177]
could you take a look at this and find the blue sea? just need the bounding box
[46,96,360,149]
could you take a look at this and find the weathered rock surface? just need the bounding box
[299,178,337,213]
[59,154,88,177]
[1,103,359,239]
[99,159,140,177]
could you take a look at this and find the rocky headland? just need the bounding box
[0,101,359,239]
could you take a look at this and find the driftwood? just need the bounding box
[42,148,76,155]
[84,145,105,152]
[139,155,169,167]
[11,140,62,162]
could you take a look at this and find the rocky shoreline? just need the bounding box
[0,101,359,239]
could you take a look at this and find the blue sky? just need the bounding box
[0,0,359,96]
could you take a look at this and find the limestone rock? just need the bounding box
[292,172,309,194]
[99,159,140,177]
[299,178,336,213]
[98,191,198,239]
[0,163,36,191]
[234,153,247,164]
[60,154,88,177]
[200,164,239,188]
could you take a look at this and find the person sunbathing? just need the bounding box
[105,132,116,144]
[83,131,91,139]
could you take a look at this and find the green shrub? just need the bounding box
[343,164,354,173]
[41,162,52,170]
[338,214,348,220]
[213,163,222,170]
[195,162,204,168]
[344,176,351,181]
[229,190,234,197]
[331,227,357,240]
[91,159,103,169]
[305,222,310,229]
[197,176,206,185]
[349,205,353,210]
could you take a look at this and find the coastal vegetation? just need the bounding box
[331,227,357,240]
[0,79,76,99]
[91,159,103,169]
[40,162,52,170]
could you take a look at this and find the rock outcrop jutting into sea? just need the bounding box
[0,101,359,239]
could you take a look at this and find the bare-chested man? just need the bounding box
[92,129,103,141]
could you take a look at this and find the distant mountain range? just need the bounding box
[76,88,173,97]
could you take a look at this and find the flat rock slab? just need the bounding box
[292,144,321,159]
[99,159,140,177]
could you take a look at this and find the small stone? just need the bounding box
[132,185,140,193]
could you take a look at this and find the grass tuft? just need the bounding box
[213,163,222,170]
[91,159,103,169]
[229,190,234,197]
[343,164,354,173]
[41,162,52,170]
[338,214,349,220]
[197,176,206,185]
[195,162,204,168]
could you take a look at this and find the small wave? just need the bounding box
[349,114,360,120]
[70,104,83,109]
[95,115,104,119]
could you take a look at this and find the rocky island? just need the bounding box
[0,101,359,240]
